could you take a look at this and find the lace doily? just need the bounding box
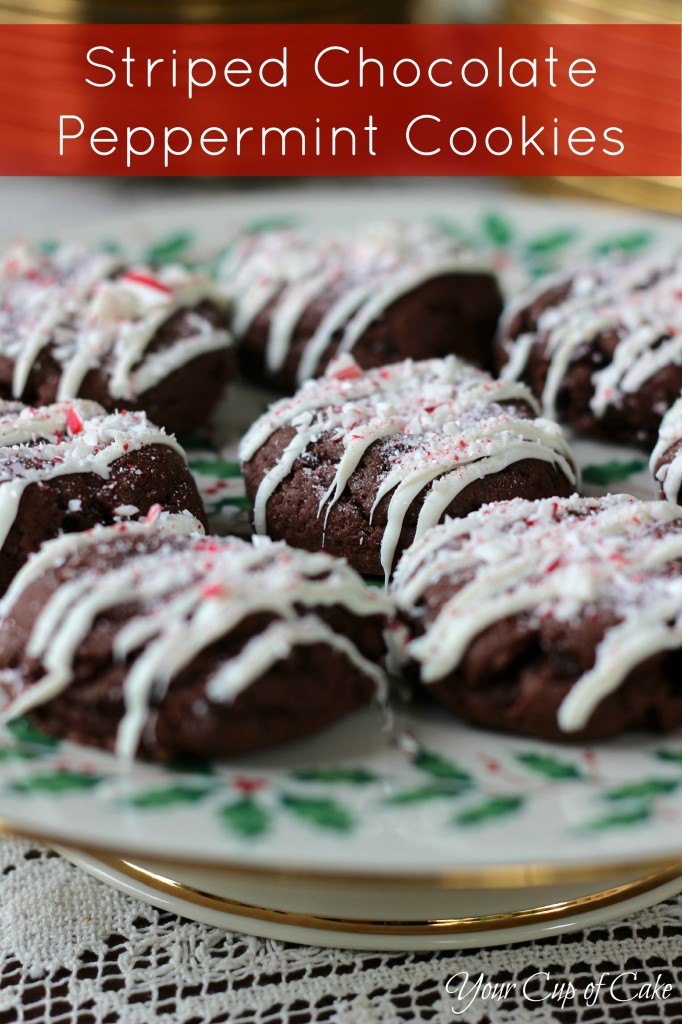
[1,838,681,1023]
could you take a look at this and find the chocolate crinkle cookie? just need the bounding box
[0,519,390,760]
[0,241,235,434]
[240,354,578,580]
[496,251,682,448]
[651,395,682,504]
[219,220,503,391]
[0,398,207,594]
[391,494,682,742]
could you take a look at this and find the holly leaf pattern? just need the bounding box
[126,785,213,808]
[482,212,513,247]
[220,798,270,838]
[188,458,242,478]
[5,717,58,748]
[524,229,576,254]
[594,231,652,255]
[413,748,472,784]
[280,793,353,832]
[292,766,379,785]
[145,231,193,264]
[585,806,652,831]
[582,460,647,485]
[516,752,583,780]
[456,795,524,826]
[655,750,682,767]
[10,771,104,794]
[603,778,681,802]
[387,784,470,805]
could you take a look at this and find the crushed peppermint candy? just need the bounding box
[240,355,578,581]
[392,493,682,734]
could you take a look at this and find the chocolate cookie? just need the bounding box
[0,242,235,434]
[0,520,390,760]
[220,221,503,391]
[496,252,682,447]
[240,355,578,579]
[0,399,206,593]
[391,494,682,741]
[651,396,682,504]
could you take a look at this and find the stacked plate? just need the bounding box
[505,0,682,215]
[0,0,407,22]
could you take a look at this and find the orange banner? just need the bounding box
[0,23,679,176]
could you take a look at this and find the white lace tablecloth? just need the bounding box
[1,837,681,1024]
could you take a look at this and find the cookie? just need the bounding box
[220,221,503,390]
[0,520,390,760]
[496,252,682,447]
[240,355,578,579]
[0,399,206,593]
[0,242,235,434]
[651,395,682,504]
[391,494,682,741]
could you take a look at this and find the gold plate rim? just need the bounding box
[4,816,682,890]
[73,852,682,936]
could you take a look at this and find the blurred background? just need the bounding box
[0,0,678,225]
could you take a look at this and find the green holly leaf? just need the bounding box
[220,797,270,838]
[188,458,242,478]
[456,795,524,826]
[603,778,681,802]
[10,771,104,794]
[413,748,472,784]
[428,216,473,245]
[516,752,583,780]
[126,785,213,808]
[387,783,470,805]
[0,747,39,762]
[594,231,652,255]
[244,215,301,235]
[655,750,682,767]
[292,766,379,785]
[582,460,647,485]
[5,718,58,747]
[482,212,514,247]
[524,229,576,254]
[280,793,353,832]
[99,239,124,256]
[145,232,193,264]
[585,805,651,830]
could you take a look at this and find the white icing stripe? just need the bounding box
[651,395,682,503]
[0,242,232,405]
[242,355,577,578]
[0,523,391,758]
[0,400,189,556]
[221,221,492,383]
[501,251,682,426]
[391,494,682,734]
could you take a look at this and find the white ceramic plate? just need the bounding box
[0,188,681,948]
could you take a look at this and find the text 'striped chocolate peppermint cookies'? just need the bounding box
[0,242,234,434]
[220,221,503,391]
[497,252,682,447]
[0,399,206,593]
[391,494,682,742]
[240,355,578,580]
[0,522,391,761]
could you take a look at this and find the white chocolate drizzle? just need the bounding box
[391,494,682,733]
[0,398,187,550]
[0,242,232,404]
[0,523,390,759]
[240,355,578,581]
[219,221,492,384]
[499,252,682,424]
[651,395,682,503]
